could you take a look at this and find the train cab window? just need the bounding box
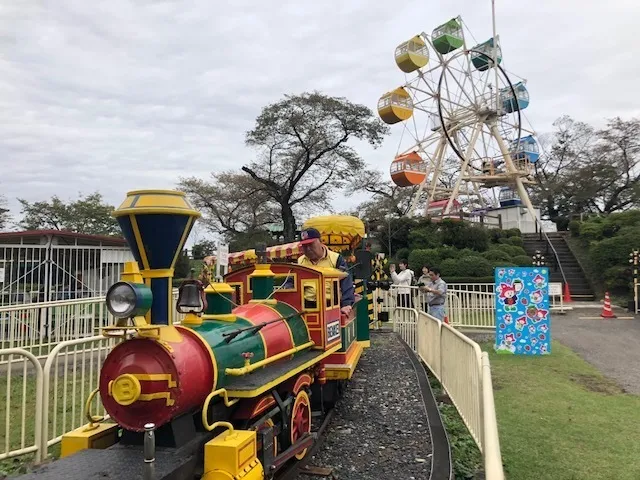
[332,279,339,306]
[274,274,296,291]
[302,279,319,310]
[325,280,333,308]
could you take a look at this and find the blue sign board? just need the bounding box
[494,267,551,355]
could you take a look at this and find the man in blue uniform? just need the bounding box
[297,228,356,315]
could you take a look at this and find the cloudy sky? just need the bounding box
[1,0,639,239]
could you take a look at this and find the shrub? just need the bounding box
[512,255,533,266]
[454,256,493,277]
[439,258,460,277]
[579,222,605,242]
[408,248,441,272]
[482,249,512,262]
[489,229,505,243]
[568,220,581,237]
[507,236,524,247]
[489,244,527,257]
[408,225,442,249]
[437,245,462,260]
[603,266,633,294]
[504,228,522,238]
[440,221,490,251]
[590,233,636,272]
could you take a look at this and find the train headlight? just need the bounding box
[106,281,153,318]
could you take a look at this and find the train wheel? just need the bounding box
[290,390,311,460]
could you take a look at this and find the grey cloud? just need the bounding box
[1,0,638,237]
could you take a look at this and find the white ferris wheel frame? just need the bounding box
[390,12,539,227]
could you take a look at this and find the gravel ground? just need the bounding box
[551,307,640,394]
[308,332,432,479]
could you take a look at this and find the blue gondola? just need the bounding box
[499,187,522,207]
[500,82,529,113]
[510,135,540,163]
[471,37,502,71]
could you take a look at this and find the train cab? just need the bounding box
[224,261,369,382]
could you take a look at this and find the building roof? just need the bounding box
[0,229,128,247]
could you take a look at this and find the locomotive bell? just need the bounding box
[177,280,206,313]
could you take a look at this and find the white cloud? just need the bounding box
[1,0,639,242]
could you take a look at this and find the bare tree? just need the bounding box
[241,91,389,241]
[178,172,280,241]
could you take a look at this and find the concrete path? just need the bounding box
[552,304,640,394]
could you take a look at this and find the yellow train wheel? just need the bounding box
[290,390,311,460]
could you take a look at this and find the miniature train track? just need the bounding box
[276,406,336,480]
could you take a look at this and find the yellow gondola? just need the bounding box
[377,87,413,125]
[394,35,429,73]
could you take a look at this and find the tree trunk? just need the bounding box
[281,202,297,242]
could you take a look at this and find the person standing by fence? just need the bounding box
[417,265,431,313]
[390,259,414,308]
[424,267,447,321]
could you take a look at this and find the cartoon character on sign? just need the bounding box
[533,274,546,289]
[515,316,527,331]
[499,280,523,312]
[531,290,544,304]
[496,333,516,353]
[534,309,548,323]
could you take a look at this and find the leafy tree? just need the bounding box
[240,91,389,241]
[191,240,217,260]
[174,249,192,279]
[0,195,10,230]
[17,192,119,236]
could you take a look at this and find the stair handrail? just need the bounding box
[536,219,568,286]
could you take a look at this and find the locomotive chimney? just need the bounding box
[112,190,200,325]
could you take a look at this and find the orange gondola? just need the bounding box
[390,152,427,187]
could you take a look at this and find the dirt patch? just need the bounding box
[569,373,625,395]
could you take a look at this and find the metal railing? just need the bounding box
[394,308,505,480]
[0,348,44,462]
[41,336,116,455]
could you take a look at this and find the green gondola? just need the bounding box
[432,18,464,54]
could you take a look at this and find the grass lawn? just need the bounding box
[482,340,640,480]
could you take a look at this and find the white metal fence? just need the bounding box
[0,243,133,307]
[393,308,505,480]
[371,282,568,330]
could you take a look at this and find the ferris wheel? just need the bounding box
[377,14,541,220]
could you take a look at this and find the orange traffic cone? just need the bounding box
[601,292,617,318]
[563,282,572,303]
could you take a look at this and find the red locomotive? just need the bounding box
[20,189,371,480]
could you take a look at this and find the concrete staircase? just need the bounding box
[521,232,595,301]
